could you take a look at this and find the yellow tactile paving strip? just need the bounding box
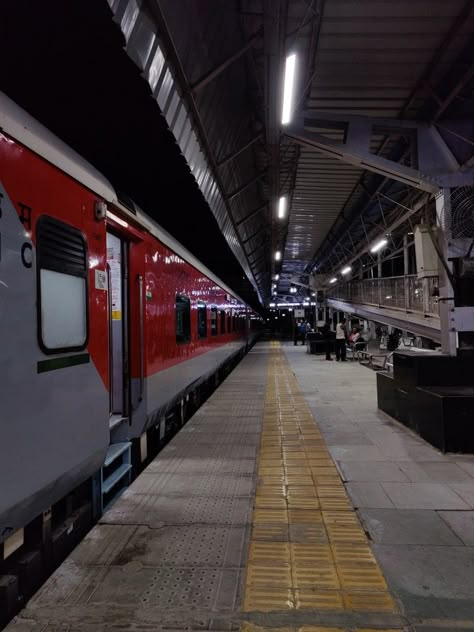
[242,343,403,631]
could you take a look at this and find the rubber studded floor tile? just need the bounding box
[256,483,286,495]
[290,543,333,565]
[326,523,367,544]
[255,496,288,509]
[243,586,294,611]
[285,466,312,476]
[251,523,290,542]
[285,475,315,486]
[259,467,286,477]
[258,475,286,486]
[316,485,347,498]
[337,563,387,591]
[287,496,320,510]
[288,509,323,524]
[248,541,291,564]
[253,508,288,523]
[289,524,329,544]
[292,564,340,589]
[295,589,345,610]
[322,511,358,524]
[246,564,292,586]
[343,591,398,612]
[331,543,377,566]
[287,484,317,496]
[318,497,353,511]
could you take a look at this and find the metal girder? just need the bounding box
[284,113,474,193]
[190,28,263,93]
[327,298,441,342]
[243,225,266,245]
[227,170,266,201]
[217,134,263,168]
[236,202,267,227]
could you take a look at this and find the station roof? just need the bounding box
[1,0,473,305]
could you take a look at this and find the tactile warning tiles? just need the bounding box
[243,344,399,620]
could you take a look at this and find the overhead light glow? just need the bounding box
[274,274,279,280]
[290,287,297,294]
[281,53,296,125]
[275,251,282,261]
[341,266,352,275]
[329,277,337,284]
[370,238,388,253]
[278,196,287,219]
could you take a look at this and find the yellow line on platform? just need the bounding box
[242,342,404,632]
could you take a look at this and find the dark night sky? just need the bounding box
[0,0,261,309]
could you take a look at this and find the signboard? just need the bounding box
[294,309,305,318]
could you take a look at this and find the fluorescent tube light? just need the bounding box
[278,196,287,219]
[275,251,282,261]
[370,238,388,253]
[329,277,337,284]
[281,54,296,125]
[341,266,352,275]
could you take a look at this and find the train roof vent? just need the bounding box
[116,190,137,215]
[37,216,87,277]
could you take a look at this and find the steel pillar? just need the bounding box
[435,189,457,355]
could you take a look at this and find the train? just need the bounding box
[0,90,261,610]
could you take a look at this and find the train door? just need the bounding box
[106,231,130,428]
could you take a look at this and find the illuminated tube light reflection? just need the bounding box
[106,210,128,228]
[281,54,296,125]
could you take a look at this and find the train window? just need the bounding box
[176,294,191,343]
[36,216,88,354]
[210,306,218,336]
[227,313,231,333]
[197,302,207,338]
[220,310,226,334]
[232,314,237,331]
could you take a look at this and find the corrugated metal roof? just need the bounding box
[108,0,474,302]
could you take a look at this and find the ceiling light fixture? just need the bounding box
[281,53,296,125]
[341,266,352,275]
[274,274,279,280]
[275,251,282,261]
[329,277,337,284]
[278,196,287,219]
[370,238,388,253]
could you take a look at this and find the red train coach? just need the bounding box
[0,91,260,574]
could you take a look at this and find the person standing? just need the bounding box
[335,318,347,362]
[321,321,333,361]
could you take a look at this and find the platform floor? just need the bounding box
[8,342,474,632]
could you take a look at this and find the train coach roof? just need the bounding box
[0,91,249,309]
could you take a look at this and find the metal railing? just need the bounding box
[328,275,439,318]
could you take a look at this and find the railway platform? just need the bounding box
[7,343,474,632]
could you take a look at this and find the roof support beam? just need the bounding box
[190,28,263,94]
[236,202,267,227]
[243,225,266,245]
[284,113,474,193]
[227,170,266,201]
[217,133,263,168]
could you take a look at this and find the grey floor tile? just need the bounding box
[438,510,474,545]
[340,461,408,482]
[346,482,395,508]
[359,508,463,545]
[329,445,386,461]
[372,543,474,618]
[448,483,474,509]
[456,460,474,477]
[382,483,470,510]
[416,462,473,483]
